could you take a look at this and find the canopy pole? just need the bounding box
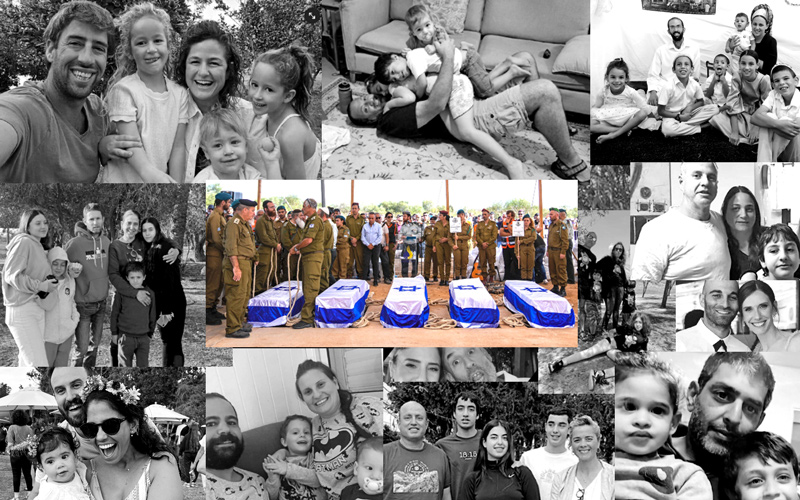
[351,180,354,206]
[256,180,262,208]
[445,180,449,212]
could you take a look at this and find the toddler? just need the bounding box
[754,223,800,280]
[110,261,156,367]
[103,2,188,183]
[659,55,719,137]
[755,65,800,161]
[591,58,651,143]
[42,247,80,367]
[193,108,268,182]
[726,13,755,76]
[723,432,800,500]
[35,427,90,500]
[615,353,713,499]
[704,54,732,110]
[339,437,383,500]
[263,415,325,500]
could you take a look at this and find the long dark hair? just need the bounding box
[472,420,515,484]
[141,217,167,275]
[84,390,174,462]
[611,241,626,264]
[722,186,762,279]
[295,360,372,440]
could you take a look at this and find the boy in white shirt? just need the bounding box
[659,55,719,137]
[753,65,800,161]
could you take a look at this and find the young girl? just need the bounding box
[591,58,651,143]
[263,415,325,500]
[247,46,321,180]
[35,427,90,500]
[43,247,79,367]
[748,223,800,280]
[103,2,188,183]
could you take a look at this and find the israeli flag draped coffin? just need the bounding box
[380,276,429,328]
[503,280,575,328]
[248,281,304,327]
[449,278,499,328]
[314,279,370,328]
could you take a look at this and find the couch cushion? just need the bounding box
[390,0,485,32]
[428,0,469,33]
[356,20,481,56]
[552,34,589,76]
[481,0,589,44]
[236,422,284,478]
[390,0,414,22]
[479,35,589,93]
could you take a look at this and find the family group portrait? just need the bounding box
[0,0,322,183]
[591,0,800,163]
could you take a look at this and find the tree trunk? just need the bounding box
[173,184,191,266]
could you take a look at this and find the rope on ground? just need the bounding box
[365,292,384,306]
[423,313,458,330]
[487,283,505,294]
[427,298,449,306]
[285,252,303,327]
[502,314,529,328]
[494,296,504,307]
[350,311,381,328]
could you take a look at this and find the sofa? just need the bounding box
[341,0,590,114]
[235,421,284,479]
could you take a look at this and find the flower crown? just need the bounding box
[82,375,141,406]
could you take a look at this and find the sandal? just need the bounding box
[551,158,590,183]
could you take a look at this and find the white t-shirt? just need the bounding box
[677,320,751,352]
[518,447,578,500]
[193,163,264,182]
[761,89,800,120]
[406,47,463,81]
[631,209,730,282]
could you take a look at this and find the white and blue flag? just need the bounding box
[380,276,429,328]
[247,281,304,327]
[449,278,499,328]
[315,279,370,328]
[503,280,575,328]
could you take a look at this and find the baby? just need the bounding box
[263,415,324,500]
[339,437,383,500]
[703,54,731,111]
[35,427,90,500]
[722,432,800,500]
[193,108,272,182]
[756,65,800,162]
[726,13,754,75]
[615,352,713,499]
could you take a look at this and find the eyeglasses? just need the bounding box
[576,488,585,500]
[80,417,127,438]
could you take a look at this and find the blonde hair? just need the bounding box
[199,108,248,147]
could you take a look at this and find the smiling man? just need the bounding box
[519,407,578,500]
[646,17,701,108]
[677,280,750,352]
[385,401,451,500]
[435,393,481,500]
[0,1,138,182]
[632,162,731,282]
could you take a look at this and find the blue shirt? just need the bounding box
[361,222,382,246]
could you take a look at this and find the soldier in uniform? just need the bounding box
[274,205,288,282]
[518,214,536,280]
[319,207,334,294]
[290,199,325,329]
[345,202,365,279]
[474,208,498,283]
[449,209,471,280]
[422,215,439,283]
[281,210,303,281]
[498,210,520,281]
[205,192,231,325]
[332,215,351,279]
[560,208,575,284]
[254,200,280,295]
[433,210,452,286]
[222,199,257,338]
[547,207,570,297]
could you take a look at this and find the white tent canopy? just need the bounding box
[0,387,57,411]
[144,403,187,423]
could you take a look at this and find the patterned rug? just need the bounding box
[322,77,590,180]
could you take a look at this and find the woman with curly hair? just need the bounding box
[82,378,182,499]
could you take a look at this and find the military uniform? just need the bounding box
[519,225,536,280]
[320,218,334,293]
[547,218,570,292]
[434,217,452,283]
[281,221,303,281]
[254,216,279,294]
[205,208,226,310]
[345,213,365,278]
[423,223,438,281]
[449,219,471,279]
[298,213,324,325]
[474,219,498,281]
[222,213,256,335]
[333,225,351,279]
[273,218,287,282]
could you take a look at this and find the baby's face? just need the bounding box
[356,447,383,494]
[204,126,247,179]
[734,455,800,500]
[281,419,312,456]
[40,443,77,484]
[734,16,749,31]
[387,55,410,83]
[714,57,729,76]
[51,259,67,279]
[615,372,677,457]
[412,14,436,45]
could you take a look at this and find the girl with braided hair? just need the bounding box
[294,359,382,500]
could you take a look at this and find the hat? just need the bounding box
[403,211,411,216]
[481,208,489,212]
[457,209,465,215]
[277,205,286,211]
[439,210,448,215]
[558,208,567,213]
[319,207,329,216]
[430,215,437,221]
[233,199,256,210]
[215,192,232,201]
[336,215,345,222]
[523,213,531,219]
[549,207,559,212]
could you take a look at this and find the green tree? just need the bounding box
[205,183,222,207]
[0,382,10,398]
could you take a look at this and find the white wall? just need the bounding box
[580,210,632,273]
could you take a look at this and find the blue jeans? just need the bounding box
[535,246,546,283]
[74,300,107,368]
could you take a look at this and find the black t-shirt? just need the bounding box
[377,102,452,139]
[340,483,382,500]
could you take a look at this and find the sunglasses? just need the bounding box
[80,417,127,438]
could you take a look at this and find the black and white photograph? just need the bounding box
[383,382,613,500]
[321,0,590,180]
[382,347,537,383]
[205,348,382,500]
[591,1,800,163]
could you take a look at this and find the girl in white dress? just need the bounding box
[35,428,90,500]
[591,58,651,144]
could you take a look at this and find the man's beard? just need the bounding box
[671,31,684,42]
[267,209,276,218]
[207,433,245,470]
[687,404,732,475]
[61,396,85,427]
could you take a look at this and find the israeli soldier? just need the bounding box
[291,198,325,329]
[547,207,570,297]
[345,202,365,279]
[222,199,257,338]
[433,210,452,286]
[560,208,575,284]
[274,205,288,282]
[519,214,536,280]
[333,216,351,279]
[449,209,471,280]
[423,215,438,282]
[474,208,498,283]
[254,200,280,295]
[319,207,334,293]
[281,210,303,281]
[206,192,231,325]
